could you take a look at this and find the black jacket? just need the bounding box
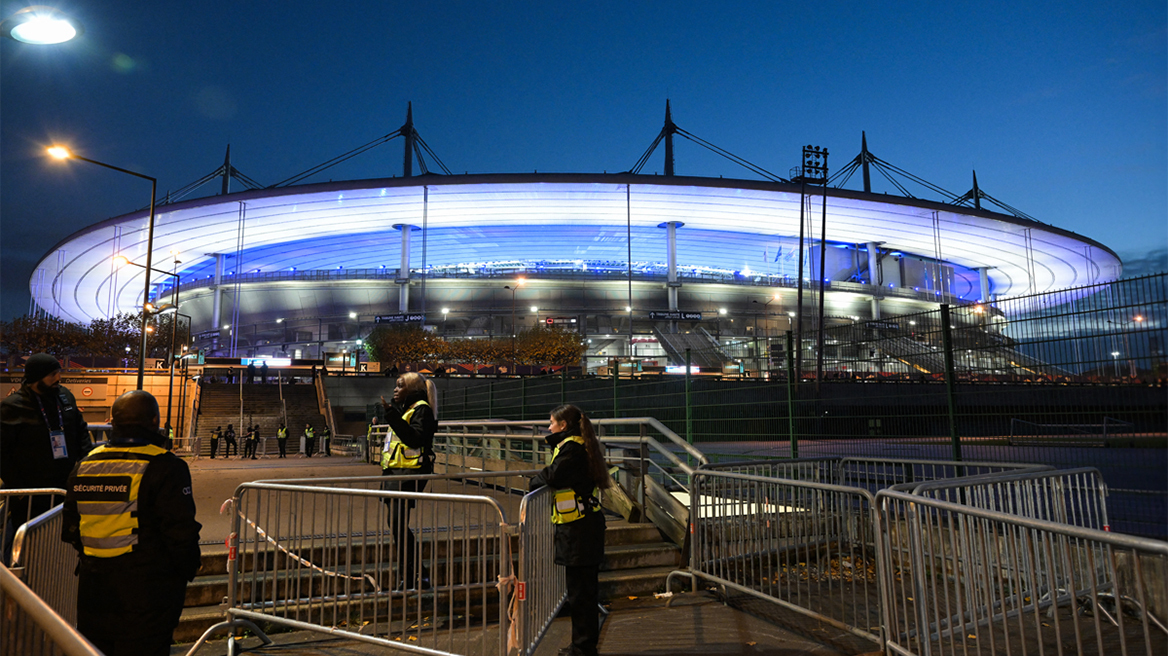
[0,384,89,490]
[530,429,606,567]
[383,391,437,471]
[61,425,203,582]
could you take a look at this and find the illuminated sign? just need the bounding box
[665,365,701,374]
[241,357,292,367]
[649,311,702,321]
[375,314,426,324]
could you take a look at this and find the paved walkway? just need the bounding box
[174,593,879,656]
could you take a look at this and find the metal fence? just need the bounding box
[437,275,1166,538]
[878,488,1168,656]
[902,466,1111,530]
[1,489,64,568]
[0,564,101,656]
[198,471,546,656]
[10,505,79,627]
[703,457,1047,492]
[672,468,884,643]
[513,486,565,656]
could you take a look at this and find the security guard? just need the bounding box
[304,423,316,457]
[379,372,438,590]
[529,405,611,656]
[209,426,222,458]
[276,423,288,458]
[62,390,202,656]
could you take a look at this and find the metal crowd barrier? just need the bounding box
[193,470,546,656]
[513,486,565,656]
[0,564,101,656]
[667,469,885,644]
[703,457,1048,493]
[877,488,1168,656]
[11,505,79,626]
[901,466,1111,531]
[1,489,65,568]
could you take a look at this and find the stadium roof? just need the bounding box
[33,173,1121,323]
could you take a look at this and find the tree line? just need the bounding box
[0,313,183,363]
[363,325,585,368]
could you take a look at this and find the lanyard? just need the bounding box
[33,391,65,433]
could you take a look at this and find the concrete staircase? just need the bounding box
[174,516,682,644]
[194,383,327,458]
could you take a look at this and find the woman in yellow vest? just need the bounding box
[379,372,438,591]
[529,404,612,656]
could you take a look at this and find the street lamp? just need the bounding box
[504,280,525,374]
[441,307,449,336]
[51,146,157,390]
[1,6,83,44]
[1111,351,1121,378]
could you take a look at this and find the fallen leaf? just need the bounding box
[627,596,638,600]
[747,642,757,646]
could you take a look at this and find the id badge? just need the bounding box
[50,430,69,460]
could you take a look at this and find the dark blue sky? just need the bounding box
[2,0,1165,321]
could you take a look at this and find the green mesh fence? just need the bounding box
[439,274,1166,538]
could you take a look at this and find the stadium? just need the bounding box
[29,110,1122,373]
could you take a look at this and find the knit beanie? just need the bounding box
[23,353,62,383]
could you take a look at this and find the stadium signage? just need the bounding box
[649,311,702,321]
[193,329,219,340]
[375,314,426,324]
[868,321,900,330]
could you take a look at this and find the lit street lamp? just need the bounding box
[51,146,157,390]
[504,280,525,374]
[1,6,82,44]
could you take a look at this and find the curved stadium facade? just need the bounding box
[31,171,1121,371]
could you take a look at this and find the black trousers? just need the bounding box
[565,564,601,656]
[224,437,237,455]
[305,437,316,457]
[381,470,429,587]
[277,438,287,457]
[77,565,187,656]
[209,437,218,457]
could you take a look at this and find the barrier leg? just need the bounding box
[183,617,272,656]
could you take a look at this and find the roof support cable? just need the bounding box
[271,129,405,187]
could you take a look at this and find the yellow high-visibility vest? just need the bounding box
[72,443,168,558]
[380,400,429,469]
[550,436,600,525]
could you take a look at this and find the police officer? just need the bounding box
[379,372,438,590]
[62,390,202,656]
[321,424,332,457]
[1,353,89,562]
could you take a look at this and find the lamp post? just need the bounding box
[504,279,524,374]
[1,6,83,44]
[752,293,780,376]
[1107,314,1145,378]
[51,146,157,390]
[1111,351,1121,378]
[441,307,449,336]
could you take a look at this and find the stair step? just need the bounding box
[599,565,680,599]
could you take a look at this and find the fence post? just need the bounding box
[685,348,693,449]
[612,364,619,432]
[940,304,962,462]
[560,366,566,405]
[488,381,494,419]
[520,377,526,420]
[786,331,797,458]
